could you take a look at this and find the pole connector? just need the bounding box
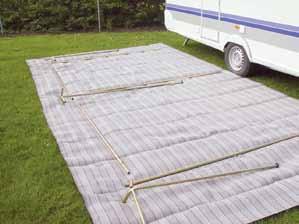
[122,180,135,203]
[60,88,66,104]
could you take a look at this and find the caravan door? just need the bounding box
[201,0,220,42]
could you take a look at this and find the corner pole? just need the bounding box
[78,105,131,174]
[122,163,279,203]
[131,188,146,224]
[126,134,299,187]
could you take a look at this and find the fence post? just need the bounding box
[0,17,4,35]
[97,0,101,32]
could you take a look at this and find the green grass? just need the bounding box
[0,31,298,224]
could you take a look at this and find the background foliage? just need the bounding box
[0,0,164,33]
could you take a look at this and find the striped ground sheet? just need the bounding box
[27,44,299,224]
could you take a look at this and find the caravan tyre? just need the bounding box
[225,43,251,77]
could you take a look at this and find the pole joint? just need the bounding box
[60,88,66,104]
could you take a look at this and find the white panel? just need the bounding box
[248,39,299,77]
[166,0,202,35]
[202,0,220,42]
[222,0,299,27]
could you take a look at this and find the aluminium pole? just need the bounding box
[126,134,299,187]
[122,163,279,203]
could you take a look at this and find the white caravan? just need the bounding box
[165,0,299,77]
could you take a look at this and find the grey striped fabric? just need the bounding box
[27,44,299,224]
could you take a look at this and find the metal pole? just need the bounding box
[97,0,101,32]
[0,17,4,35]
[183,38,190,47]
[50,49,119,60]
[126,134,299,187]
[62,79,183,100]
[61,70,221,101]
[78,105,131,174]
[123,163,279,203]
[131,187,146,224]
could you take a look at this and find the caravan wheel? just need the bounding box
[225,43,251,77]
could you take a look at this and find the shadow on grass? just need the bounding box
[251,64,299,99]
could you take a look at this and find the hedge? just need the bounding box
[0,0,164,33]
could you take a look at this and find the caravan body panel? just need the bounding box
[165,0,299,77]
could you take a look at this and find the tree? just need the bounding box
[0,0,164,33]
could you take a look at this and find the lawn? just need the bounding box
[0,31,298,224]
